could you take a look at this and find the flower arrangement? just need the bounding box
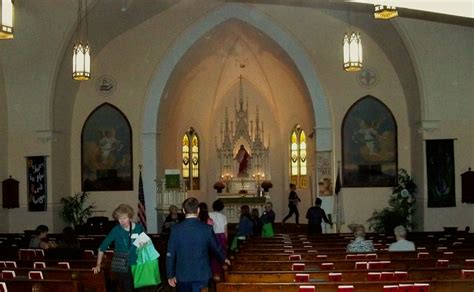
[367,168,417,233]
[238,189,248,196]
[213,181,225,193]
[261,181,273,192]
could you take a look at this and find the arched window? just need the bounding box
[290,124,308,188]
[182,127,200,190]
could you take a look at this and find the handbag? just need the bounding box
[131,242,161,288]
[111,224,132,273]
[111,251,129,273]
[261,223,274,238]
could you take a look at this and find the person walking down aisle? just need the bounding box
[282,183,301,224]
[306,198,332,234]
[167,198,229,292]
[209,199,228,281]
[92,204,145,292]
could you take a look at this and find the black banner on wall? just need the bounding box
[426,139,456,208]
[27,156,47,211]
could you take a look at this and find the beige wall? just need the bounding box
[396,18,474,231]
[0,67,9,232]
[0,2,472,232]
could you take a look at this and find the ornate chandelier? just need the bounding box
[343,32,363,72]
[374,5,398,19]
[0,0,14,39]
[72,0,91,81]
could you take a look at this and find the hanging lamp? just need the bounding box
[343,32,363,72]
[0,0,14,39]
[72,0,91,81]
[374,4,398,19]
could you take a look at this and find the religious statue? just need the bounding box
[234,145,251,177]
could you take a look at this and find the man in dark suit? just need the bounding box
[166,197,229,292]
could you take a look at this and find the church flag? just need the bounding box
[334,165,345,233]
[137,169,147,231]
[335,167,342,196]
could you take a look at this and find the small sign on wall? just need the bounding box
[27,156,47,211]
[165,169,180,189]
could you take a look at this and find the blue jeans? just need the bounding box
[177,280,209,292]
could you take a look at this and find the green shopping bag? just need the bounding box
[131,241,161,288]
[261,223,274,238]
[131,258,160,288]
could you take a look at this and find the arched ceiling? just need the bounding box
[5,0,465,135]
[158,18,312,132]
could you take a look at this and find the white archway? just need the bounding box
[142,2,332,232]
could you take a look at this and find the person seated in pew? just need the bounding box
[162,205,185,235]
[58,226,80,249]
[251,208,262,236]
[260,202,275,237]
[29,225,57,249]
[346,224,375,253]
[388,225,415,251]
[306,197,332,234]
[45,226,82,260]
[236,205,254,238]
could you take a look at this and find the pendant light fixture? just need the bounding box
[72,0,91,81]
[343,7,363,72]
[0,0,14,39]
[374,4,398,19]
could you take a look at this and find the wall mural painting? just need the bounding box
[426,139,456,207]
[342,96,397,187]
[81,103,133,191]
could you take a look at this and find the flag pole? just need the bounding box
[335,161,342,233]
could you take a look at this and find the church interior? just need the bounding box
[0,0,473,236]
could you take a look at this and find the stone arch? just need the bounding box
[142,3,332,232]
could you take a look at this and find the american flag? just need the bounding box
[137,170,147,231]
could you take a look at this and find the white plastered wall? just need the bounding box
[395,18,474,231]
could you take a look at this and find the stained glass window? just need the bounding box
[182,127,200,190]
[290,125,308,188]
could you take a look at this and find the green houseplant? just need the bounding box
[60,192,96,228]
[367,169,417,234]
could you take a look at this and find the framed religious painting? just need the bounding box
[342,95,398,187]
[81,103,133,191]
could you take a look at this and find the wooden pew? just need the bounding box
[225,267,464,282]
[217,279,474,292]
[228,257,467,271]
[3,267,107,292]
[1,278,80,292]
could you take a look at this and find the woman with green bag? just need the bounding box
[92,204,145,292]
[260,202,275,237]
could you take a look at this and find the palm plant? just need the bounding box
[60,192,96,228]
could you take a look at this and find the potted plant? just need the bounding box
[60,192,96,229]
[367,169,417,234]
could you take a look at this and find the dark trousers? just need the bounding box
[112,270,134,292]
[308,223,323,234]
[177,280,209,292]
[282,204,299,224]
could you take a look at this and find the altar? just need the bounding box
[215,76,271,223]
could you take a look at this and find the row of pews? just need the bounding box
[219,231,474,291]
[0,232,167,292]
